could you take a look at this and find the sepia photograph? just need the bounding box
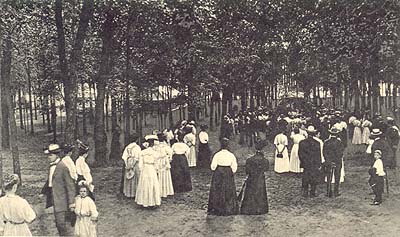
[0,0,399,236]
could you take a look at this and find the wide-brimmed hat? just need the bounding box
[306,125,317,133]
[44,144,62,154]
[329,127,341,134]
[374,150,382,155]
[145,134,158,141]
[370,128,382,136]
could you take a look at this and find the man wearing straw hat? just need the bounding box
[298,125,323,198]
[370,128,394,168]
[43,144,76,236]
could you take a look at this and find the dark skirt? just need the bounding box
[207,166,239,216]
[77,175,96,201]
[197,143,211,168]
[170,154,193,193]
[240,173,268,215]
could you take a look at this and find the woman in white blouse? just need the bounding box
[170,134,193,193]
[207,138,239,216]
[76,142,95,200]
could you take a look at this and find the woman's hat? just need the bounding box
[370,128,382,136]
[62,144,74,153]
[329,127,341,134]
[374,150,382,155]
[145,134,158,141]
[3,173,19,188]
[44,144,62,154]
[76,139,89,153]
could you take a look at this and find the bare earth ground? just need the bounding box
[1,123,400,237]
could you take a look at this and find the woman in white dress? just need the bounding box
[135,135,161,207]
[183,125,197,167]
[361,120,372,145]
[274,129,290,173]
[290,127,305,173]
[76,142,95,200]
[0,174,36,236]
[155,134,174,198]
[352,119,363,145]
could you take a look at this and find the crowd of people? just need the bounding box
[0,103,399,236]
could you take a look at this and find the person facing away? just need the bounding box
[368,150,385,205]
[76,141,95,200]
[323,127,345,197]
[207,138,239,216]
[121,134,142,198]
[298,126,322,198]
[0,174,36,236]
[240,140,269,215]
[43,144,76,236]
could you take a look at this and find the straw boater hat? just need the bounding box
[329,127,341,134]
[145,134,158,141]
[370,128,382,136]
[306,125,317,133]
[44,144,62,154]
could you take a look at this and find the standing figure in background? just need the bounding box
[198,124,211,168]
[0,174,36,236]
[121,134,142,198]
[61,144,78,181]
[352,119,363,145]
[385,117,399,169]
[208,138,239,216]
[156,133,174,198]
[361,120,372,145]
[184,125,197,167]
[135,135,161,208]
[290,127,305,173]
[170,134,192,193]
[273,127,290,173]
[76,141,95,200]
[240,140,269,215]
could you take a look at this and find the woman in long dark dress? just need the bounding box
[240,140,269,215]
[170,134,193,193]
[198,124,211,168]
[207,138,239,216]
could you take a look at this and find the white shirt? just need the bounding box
[373,159,386,176]
[211,149,237,173]
[314,137,325,163]
[199,131,209,144]
[62,155,78,181]
[121,142,141,166]
[184,133,196,146]
[172,142,190,156]
[76,156,93,185]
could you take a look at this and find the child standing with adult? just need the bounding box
[76,141,95,200]
[74,184,99,237]
[368,150,386,205]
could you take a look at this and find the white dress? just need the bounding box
[74,196,98,237]
[184,133,197,167]
[274,133,290,173]
[352,120,363,145]
[290,133,305,173]
[76,156,95,192]
[135,147,161,207]
[121,142,142,198]
[155,142,174,197]
[361,120,371,144]
[0,194,36,236]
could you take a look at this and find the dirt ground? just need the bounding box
[1,123,400,237]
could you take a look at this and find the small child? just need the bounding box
[74,184,99,237]
[368,150,386,205]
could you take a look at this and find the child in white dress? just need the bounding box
[0,174,36,236]
[74,184,99,237]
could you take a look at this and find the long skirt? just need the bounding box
[187,145,197,167]
[158,168,174,198]
[240,174,268,215]
[274,150,290,173]
[3,222,32,237]
[352,127,363,145]
[170,154,192,193]
[135,164,161,207]
[289,144,303,173]
[207,166,239,216]
[74,216,97,237]
[123,165,140,198]
[197,142,211,168]
[361,127,371,144]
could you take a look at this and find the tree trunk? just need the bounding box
[9,94,21,182]
[81,81,87,136]
[249,87,255,110]
[55,0,94,144]
[209,97,214,130]
[34,94,38,120]
[26,61,34,134]
[46,96,51,133]
[51,95,57,143]
[18,89,24,129]
[0,34,11,149]
[94,4,114,166]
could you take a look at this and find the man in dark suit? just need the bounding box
[298,125,322,198]
[323,127,345,197]
[43,144,76,236]
[371,129,394,168]
[385,117,399,169]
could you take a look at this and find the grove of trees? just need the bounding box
[1,0,400,179]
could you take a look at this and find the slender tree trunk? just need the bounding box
[34,94,38,120]
[105,92,109,131]
[168,86,173,128]
[81,81,87,136]
[9,95,21,182]
[26,62,34,134]
[210,96,214,130]
[18,89,24,129]
[51,95,57,143]
[46,96,51,133]
[249,87,255,110]
[0,34,11,149]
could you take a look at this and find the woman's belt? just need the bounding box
[4,220,25,225]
